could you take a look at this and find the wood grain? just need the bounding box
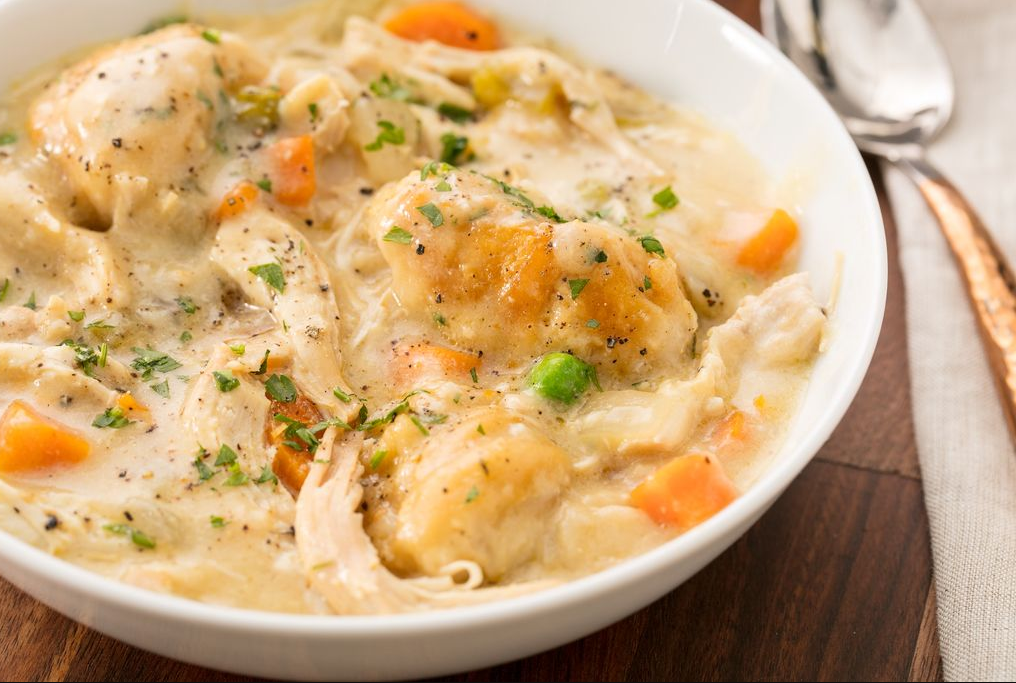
[0,2,943,681]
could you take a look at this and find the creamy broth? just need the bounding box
[0,1,824,614]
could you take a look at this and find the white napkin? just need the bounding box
[882,1,1016,679]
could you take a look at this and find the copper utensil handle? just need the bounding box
[896,154,1016,440]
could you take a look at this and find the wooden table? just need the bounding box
[0,2,943,680]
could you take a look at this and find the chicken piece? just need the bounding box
[368,169,697,374]
[295,429,555,614]
[29,24,266,226]
[210,207,355,419]
[577,274,824,457]
[375,407,571,580]
[0,174,128,309]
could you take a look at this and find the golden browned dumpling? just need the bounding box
[369,168,697,375]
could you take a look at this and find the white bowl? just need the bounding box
[0,0,886,679]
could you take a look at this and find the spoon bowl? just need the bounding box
[763,0,1016,441]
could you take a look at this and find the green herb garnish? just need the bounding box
[437,102,473,123]
[256,178,272,193]
[637,235,666,257]
[176,296,198,314]
[470,367,479,384]
[210,516,227,528]
[416,203,444,227]
[223,462,249,486]
[643,275,652,290]
[368,73,413,102]
[536,206,565,223]
[0,133,15,146]
[131,347,182,381]
[213,370,240,393]
[151,380,170,398]
[465,486,479,503]
[23,291,36,310]
[383,226,414,244]
[103,523,156,550]
[369,449,388,469]
[92,407,132,429]
[201,28,221,44]
[265,374,297,402]
[650,185,679,213]
[248,263,286,293]
[568,279,589,299]
[256,466,278,485]
[252,350,270,375]
[438,133,469,165]
[586,319,600,328]
[364,120,405,151]
[67,310,85,322]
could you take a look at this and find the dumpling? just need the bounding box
[368,168,697,375]
[29,24,266,226]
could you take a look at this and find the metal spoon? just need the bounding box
[762,0,1016,439]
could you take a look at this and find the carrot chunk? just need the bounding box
[0,401,90,473]
[269,135,316,206]
[266,394,322,495]
[215,180,259,221]
[736,208,799,274]
[392,342,479,390]
[384,2,501,51]
[630,453,738,529]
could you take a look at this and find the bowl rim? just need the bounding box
[0,0,887,636]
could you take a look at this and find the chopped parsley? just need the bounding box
[651,185,679,213]
[85,319,114,330]
[383,226,414,244]
[92,407,131,429]
[176,296,198,314]
[256,178,273,193]
[364,120,405,151]
[150,379,170,398]
[67,310,85,322]
[437,102,473,123]
[131,347,182,381]
[637,235,666,257]
[438,133,469,165]
[433,312,447,326]
[223,462,249,486]
[248,263,286,293]
[476,424,486,435]
[180,330,193,343]
[417,203,444,227]
[256,466,278,485]
[435,179,452,192]
[213,370,240,393]
[103,523,155,550]
[210,516,227,528]
[486,176,535,209]
[0,278,8,302]
[61,339,102,377]
[586,319,600,328]
[229,343,245,355]
[196,90,214,110]
[420,160,454,180]
[308,102,319,121]
[253,350,271,375]
[536,206,565,223]
[273,414,323,454]
[0,132,17,146]
[369,449,388,469]
[333,386,353,403]
[568,279,589,299]
[23,291,36,310]
[200,28,221,44]
[368,73,413,102]
[213,445,237,468]
[465,486,479,503]
[643,275,653,290]
[470,367,479,384]
[194,453,214,481]
[265,374,297,402]
[592,249,608,263]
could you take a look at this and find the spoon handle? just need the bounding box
[895,154,1016,440]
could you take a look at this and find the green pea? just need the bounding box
[527,352,599,405]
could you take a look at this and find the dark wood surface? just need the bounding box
[0,2,943,681]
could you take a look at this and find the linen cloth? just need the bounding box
[882,1,1016,679]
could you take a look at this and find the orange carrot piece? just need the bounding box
[392,342,479,390]
[116,393,150,420]
[0,401,90,473]
[736,208,799,274]
[266,394,322,496]
[630,453,739,529]
[383,2,500,51]
[269,135,316,206]
[215,180,259,221]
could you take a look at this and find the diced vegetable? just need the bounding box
[266,394,322,495]
[116,392,150,419]
[234,86,281,128]
[527,352,599,405]
[215,180,259,221]
[392,342,478,389]
[383,2,500,51]
[471,67,511,108]
[736,208,799,274]
[0,401,90,473]
[268,135,316,206]
[630,453,738,529]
